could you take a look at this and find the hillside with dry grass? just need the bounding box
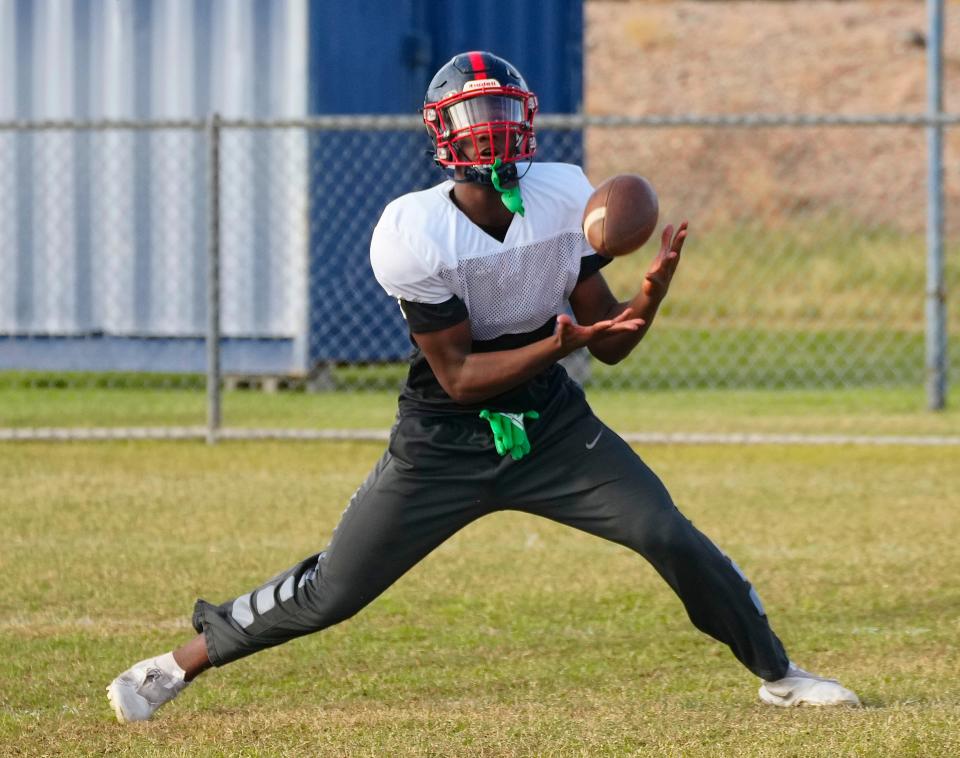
[584,1,959,232]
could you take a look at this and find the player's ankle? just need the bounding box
[173,634,213,681]
[154,651,188,682]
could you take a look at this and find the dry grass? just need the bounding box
[585,1,960,235]
[2,438,959,755]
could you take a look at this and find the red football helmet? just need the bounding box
[423,52,538,184]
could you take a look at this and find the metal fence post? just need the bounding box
[926,0,947,410]
[207,113,222,442]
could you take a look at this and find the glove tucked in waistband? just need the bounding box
[479,409,539,461]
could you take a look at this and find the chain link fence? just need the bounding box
[0,115,957,438]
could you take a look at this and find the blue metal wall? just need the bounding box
[308,0,582,114]
[0,0,310,374]
[308,0,584,363]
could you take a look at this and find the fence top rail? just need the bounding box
[0,112,957,132]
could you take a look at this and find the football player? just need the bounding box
[107,51,859,721]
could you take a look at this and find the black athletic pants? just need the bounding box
[193,380,790,681]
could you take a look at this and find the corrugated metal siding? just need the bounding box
[0,0,308,346]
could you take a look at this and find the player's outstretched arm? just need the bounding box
[413,310,643,405]
[570,222,687,365]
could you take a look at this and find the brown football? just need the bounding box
[582,174,659,257]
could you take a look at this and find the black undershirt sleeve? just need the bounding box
[399,296,469,333]
[577,253,613,283]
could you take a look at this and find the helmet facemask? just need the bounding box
[423,83,538,186]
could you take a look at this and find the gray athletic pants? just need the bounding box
[193,381,790,681]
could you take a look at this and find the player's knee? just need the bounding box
[632,511,699,561]
[324,596,366,627]
[304,586,370,630]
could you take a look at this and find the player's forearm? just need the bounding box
[587,293,662,364]
[443,336,567,405]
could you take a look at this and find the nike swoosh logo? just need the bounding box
[585,430,602,450]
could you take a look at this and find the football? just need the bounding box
[582,174,659,257]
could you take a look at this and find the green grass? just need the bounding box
[1,383,958,438]
[603,216,960,332]
[1,439,959,755]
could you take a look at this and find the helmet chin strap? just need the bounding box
[449,159,528,217]
[454,161,515,186]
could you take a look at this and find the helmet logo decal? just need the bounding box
[463,78,501,93]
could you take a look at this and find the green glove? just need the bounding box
[490,157,525,216]
[479,409,540,460]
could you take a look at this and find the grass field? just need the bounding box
[2,427,959,755]
[2,213,958,754]
[2,383,959,439]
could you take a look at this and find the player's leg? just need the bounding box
[107,435,492,721]
[192,451,491,664]
[507,401,858,705]
[512,420,790,680]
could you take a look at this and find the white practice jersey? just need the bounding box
[371,162,597,341]
[369,162,609,414]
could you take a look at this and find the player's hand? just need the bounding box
[555,310,645,354]
[642,221,687,302]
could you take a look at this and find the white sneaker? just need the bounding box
[759,662,860,707]
[106,653,189,722]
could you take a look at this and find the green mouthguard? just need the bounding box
[490,158,525,216]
